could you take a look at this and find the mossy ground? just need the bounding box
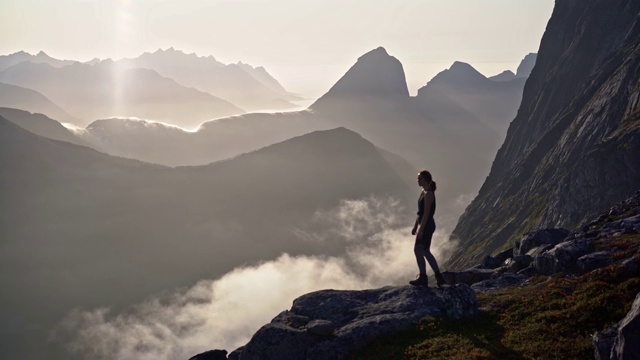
[353,234,640,360]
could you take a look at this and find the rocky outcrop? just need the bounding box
[594,292,640,360]
[224,285,477,360]
[189,350,228,360]
[449,0,640,270]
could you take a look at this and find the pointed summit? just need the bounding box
[311,47,409,107]
[430,61,487,86]
[35,51,53,59]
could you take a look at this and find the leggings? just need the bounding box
[414,219,440,275]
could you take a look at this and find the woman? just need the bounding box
[410,170,445,288]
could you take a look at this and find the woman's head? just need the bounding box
[418,170,437,191]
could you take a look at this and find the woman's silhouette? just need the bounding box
[410,170,445,287]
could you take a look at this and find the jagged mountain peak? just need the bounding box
[516,53,537,78]
[311,47,409,106]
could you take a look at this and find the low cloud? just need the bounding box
[55,197,457,360]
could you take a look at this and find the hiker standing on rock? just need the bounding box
[410,170,446,288]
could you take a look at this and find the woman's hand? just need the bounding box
[411,226,417,235]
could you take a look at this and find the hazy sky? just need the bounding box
[1,0,554,97]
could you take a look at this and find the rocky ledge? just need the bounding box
[191,284,477,360]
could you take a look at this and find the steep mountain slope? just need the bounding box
[0,82,80,124]
[0,61,244,127]
[116,48,300,111]
[448,0,640,269]
[0,116,414,359]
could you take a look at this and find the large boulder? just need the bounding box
[577,251,613,273]
[533,239,593,275]
[479,248,514,269]
[228,285,478,360]
[515,228,571,256]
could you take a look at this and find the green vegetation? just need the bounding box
[353,234,640,360]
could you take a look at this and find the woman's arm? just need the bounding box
[412,216,420,235]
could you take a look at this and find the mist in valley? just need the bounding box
[53,198,457,360]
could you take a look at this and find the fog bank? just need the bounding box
[56,197,457,360]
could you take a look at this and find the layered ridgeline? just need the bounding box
[0,116,414,359]
[0,60,244,128]
[1,44,536,276]
[0,50,74,71]
[0,49,301,127]
[115,48,302,112]
[448,0,640,269]
[1,48,534,229]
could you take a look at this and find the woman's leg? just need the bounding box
[414,243,427,275]
[423,225,446,286]
[410,241,429,286]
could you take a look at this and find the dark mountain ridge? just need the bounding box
[448,0,640,269]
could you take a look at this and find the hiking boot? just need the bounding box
[409,274,428,287]
[435,272,446,288]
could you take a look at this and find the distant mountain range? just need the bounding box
[0,49,303,126]
[115,48,302,112]
[0,60,244,128]
[1,48,536,229]
[0,50,75,71]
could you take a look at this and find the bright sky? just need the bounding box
[0,0,554,98]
